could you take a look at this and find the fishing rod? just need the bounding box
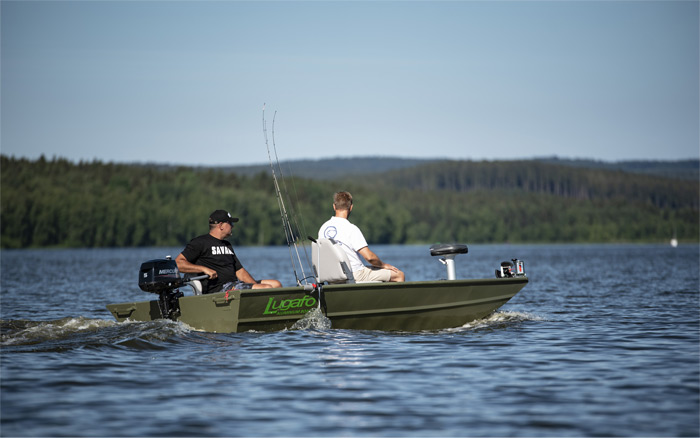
[286,171,316,278]
[262,104,309,286]
[269,111,315,284]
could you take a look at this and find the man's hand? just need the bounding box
[382,263,401,273]
[202,267,217,279]
[176,254,218,279]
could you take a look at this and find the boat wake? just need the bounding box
[444,310,544,333]
[1,310,541,348]
[0,316,192,351]
[1,317,116,346]
[286,309,542,334]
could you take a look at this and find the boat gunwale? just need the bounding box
[231,276,529,299]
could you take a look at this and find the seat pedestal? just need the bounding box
[429,243,469,281]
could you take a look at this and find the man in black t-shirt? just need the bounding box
[175,210,282,294]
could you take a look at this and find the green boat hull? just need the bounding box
[107,277,528,333]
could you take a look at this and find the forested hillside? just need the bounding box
[1,155,697,248]
[377,161,698,209]
[203,157,699,181]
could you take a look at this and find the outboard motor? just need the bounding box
[430,243,469,280]
[495,259,526,278]
[497,261,514,278]
[138,257,184,320]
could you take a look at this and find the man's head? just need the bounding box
[208,210,239,237]
[333,191,353,215]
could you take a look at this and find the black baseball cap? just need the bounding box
[209,210,240,224]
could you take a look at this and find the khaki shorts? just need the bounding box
[353,266,392,282]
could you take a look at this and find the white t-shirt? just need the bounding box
[318,216,368,272]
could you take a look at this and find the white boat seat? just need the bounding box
[312,238,355,284]
[188,279,203,295]
[312,238,380,284]
[181,274,204,295]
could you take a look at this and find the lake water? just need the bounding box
[1,244,698,437]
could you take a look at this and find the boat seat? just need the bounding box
[188,280,203,295]
[182,274,204,295]
[430,243,468,280]
[429,243,469,257]
[312,238,379,284]
[312,238,356,284]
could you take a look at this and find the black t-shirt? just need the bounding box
[180,234,243,293]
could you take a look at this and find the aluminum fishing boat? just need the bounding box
[106,241,528,333]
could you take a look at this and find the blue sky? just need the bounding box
[2,0,698,166]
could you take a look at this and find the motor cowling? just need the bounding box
[138,258,182,293]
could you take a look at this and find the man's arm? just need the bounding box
[235,267,259,284]
[358,247,400,273]
[175,253,217,279]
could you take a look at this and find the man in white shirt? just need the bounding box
[318,191,405,282]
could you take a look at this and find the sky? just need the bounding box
[1,0,699,167]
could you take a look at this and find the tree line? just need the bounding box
[377,161,698,209]
[1,155,697,248]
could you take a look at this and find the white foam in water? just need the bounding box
[443,310,545,332]
[119,317,197,338]
[291,307,332,331]
[1,317,117,346]
[1,316,198,346]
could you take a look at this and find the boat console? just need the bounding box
[430,243,469,280]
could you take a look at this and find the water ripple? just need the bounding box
[1,244,698,437]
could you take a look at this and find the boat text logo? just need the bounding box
[263,296,316,315]
[157,269,177,275]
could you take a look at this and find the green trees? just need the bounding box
[1,155,697,248]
